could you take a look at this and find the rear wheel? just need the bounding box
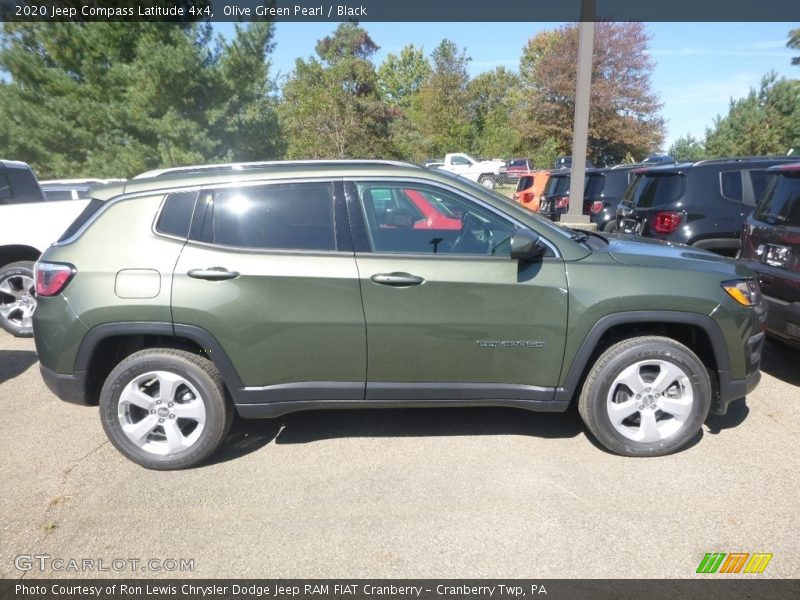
[100,349,233,470]
[578,336,711,456]
[0,261,36,337]
[479,175,496,190]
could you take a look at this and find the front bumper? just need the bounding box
[711,329,765,415]
[40,364,90,405]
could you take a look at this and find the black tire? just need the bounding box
[100,349,233,470]
[578,336,711,457]
[0,261,36,337]
[603,220,619,233]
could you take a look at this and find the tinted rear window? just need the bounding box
[546,175,570,196]
[754,171,800,227]
[57,199,106,242]
[516,176,534,192]
[623,173,685,208]
[585,174,605,196]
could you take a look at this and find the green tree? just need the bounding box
[0,22,281,178]
[788,28,800,66]
[705,73,800,157]
[377,44,431,108]
[517,23,664,164]
[406,40,473,159]
[668,134,707,162]
[279,23,396,159]
[468,67,523,158]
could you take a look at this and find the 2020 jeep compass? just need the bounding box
[33,161,766,469]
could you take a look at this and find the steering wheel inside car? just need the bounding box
[451,212,493,254]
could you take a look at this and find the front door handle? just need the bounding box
[187,268,240,281]
[370,272,425,287]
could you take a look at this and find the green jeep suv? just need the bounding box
[33,161,766,469]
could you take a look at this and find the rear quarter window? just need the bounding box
[57,199,107,243]
[720,171,744,202]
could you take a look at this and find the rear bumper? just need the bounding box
[40,364,90,405]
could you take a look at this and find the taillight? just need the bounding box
[555,196,569,210]
[35,262,75,297]
[652,211,683,234]
[521,192,533,204]
[590,201,603,214]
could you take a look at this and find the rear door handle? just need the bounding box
[370,272,425,287]
[187,268,240,281]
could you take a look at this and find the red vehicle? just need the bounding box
[505,158,534,179]
[738,162,800,348]
[404,189,462,230]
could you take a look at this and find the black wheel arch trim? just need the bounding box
[555,310,732,403]
[74,322,246,393]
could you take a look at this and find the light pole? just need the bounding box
[563,0,595,228]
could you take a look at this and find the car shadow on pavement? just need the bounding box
[206,416,283,466]
[760,339,800,387]
[272,406,584,445]
[0,350,38,384]
[705,398,750,435]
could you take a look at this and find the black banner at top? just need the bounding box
[0,0,799,23]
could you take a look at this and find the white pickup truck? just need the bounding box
[0,161,101,337]
[436,153,506,189]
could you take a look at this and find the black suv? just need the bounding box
[738,162,800,348]
[616,157,797,256]
[539,165,639,227]
[585,164,642,231]
[0,160,44,204]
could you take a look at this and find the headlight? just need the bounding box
[721,279,762,307]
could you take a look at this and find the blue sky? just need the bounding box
[243,21,799,151]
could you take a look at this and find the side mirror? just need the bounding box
[510,228,546,261]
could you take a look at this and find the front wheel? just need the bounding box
[0,261,36,337]
[578,336,711,457]
[603,220,619,233]
[100,349,233,470]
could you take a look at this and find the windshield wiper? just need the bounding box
[757,213,787,223]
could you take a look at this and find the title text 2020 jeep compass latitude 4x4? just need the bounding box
[34,161,765,469]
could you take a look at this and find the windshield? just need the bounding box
[754,171,800,226]
[622,172,685,207]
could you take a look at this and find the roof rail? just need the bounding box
[690,156,794,166]
[133,159,420,179]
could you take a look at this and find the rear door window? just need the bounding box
[195,182,337,252]
[623,173,685,207]
[6,167,44,203]
[585,174,605,196]
[748,169,770,203]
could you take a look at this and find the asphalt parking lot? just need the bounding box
[0,330,798,579]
